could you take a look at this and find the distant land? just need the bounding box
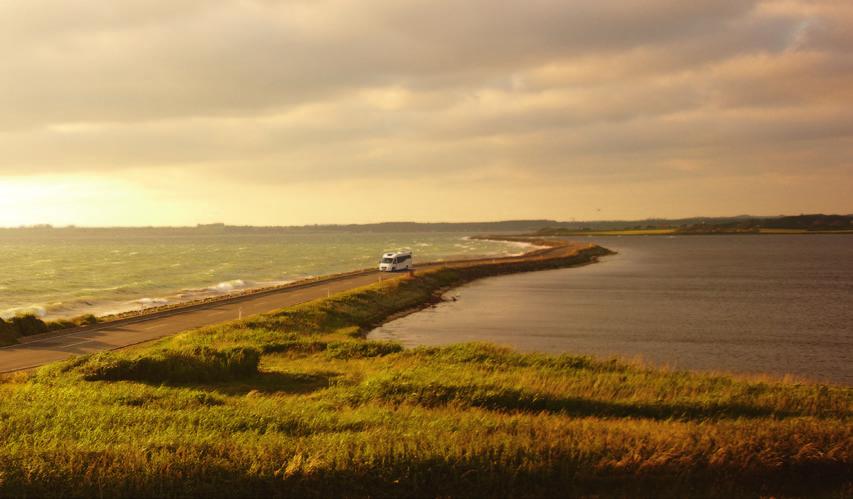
[534,214,853,236]
[1,214,851,235]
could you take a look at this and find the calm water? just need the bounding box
[0,230,524,320]
[370,235,853,385]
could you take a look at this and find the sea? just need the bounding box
[0,229,526,320]
[370,235,853,385]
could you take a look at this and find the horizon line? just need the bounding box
[2,213,851,230]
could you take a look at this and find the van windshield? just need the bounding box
[381,257,394,264]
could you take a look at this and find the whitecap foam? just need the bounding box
[500,240,545,256]
[79,285,123,293]
[1,305,47,319]
[210,279,247,293]
[137,297,169,308]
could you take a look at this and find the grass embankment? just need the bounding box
[0,246,850,497]
[0,313,98,346]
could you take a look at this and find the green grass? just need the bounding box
[0,313,99,345]
[76,346,261,384]
[0,248,850,497]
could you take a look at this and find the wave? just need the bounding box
[136,297,169,308]
[210,279,247,293]
[1,235,546,321]
[1,297,115,320]
[78,285,125,293]
[1,305,47,319]
[500,240,545,256]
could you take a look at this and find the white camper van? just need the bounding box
[379,250,413,272]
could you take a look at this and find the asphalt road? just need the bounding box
[0,269,407,373]
[0,243,578,373]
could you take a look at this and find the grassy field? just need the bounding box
[0,248,850,497]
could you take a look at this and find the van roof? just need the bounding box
[383,250,412,257]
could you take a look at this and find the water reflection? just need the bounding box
[370,235,853,385]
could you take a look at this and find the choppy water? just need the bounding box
[370,235,853,385]
[0,229,525,320]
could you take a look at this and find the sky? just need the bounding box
[0,0,851,226]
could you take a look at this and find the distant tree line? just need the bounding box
[675,214,852,233]
[756,214,852,230]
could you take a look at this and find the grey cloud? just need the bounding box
[0,0,765,128]
[0,0,850,196]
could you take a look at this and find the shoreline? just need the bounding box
[365,242,609,338]
[90,237,548,323]
[0,237,593,349]
[88,238,546,323]
[6,241,546,324]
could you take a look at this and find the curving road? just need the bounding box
[0,243,581,373]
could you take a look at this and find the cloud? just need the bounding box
[0,0,850,223]
[0,0,768,127]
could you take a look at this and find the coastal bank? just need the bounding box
[0,239,604,371]
[0,238,850,497]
